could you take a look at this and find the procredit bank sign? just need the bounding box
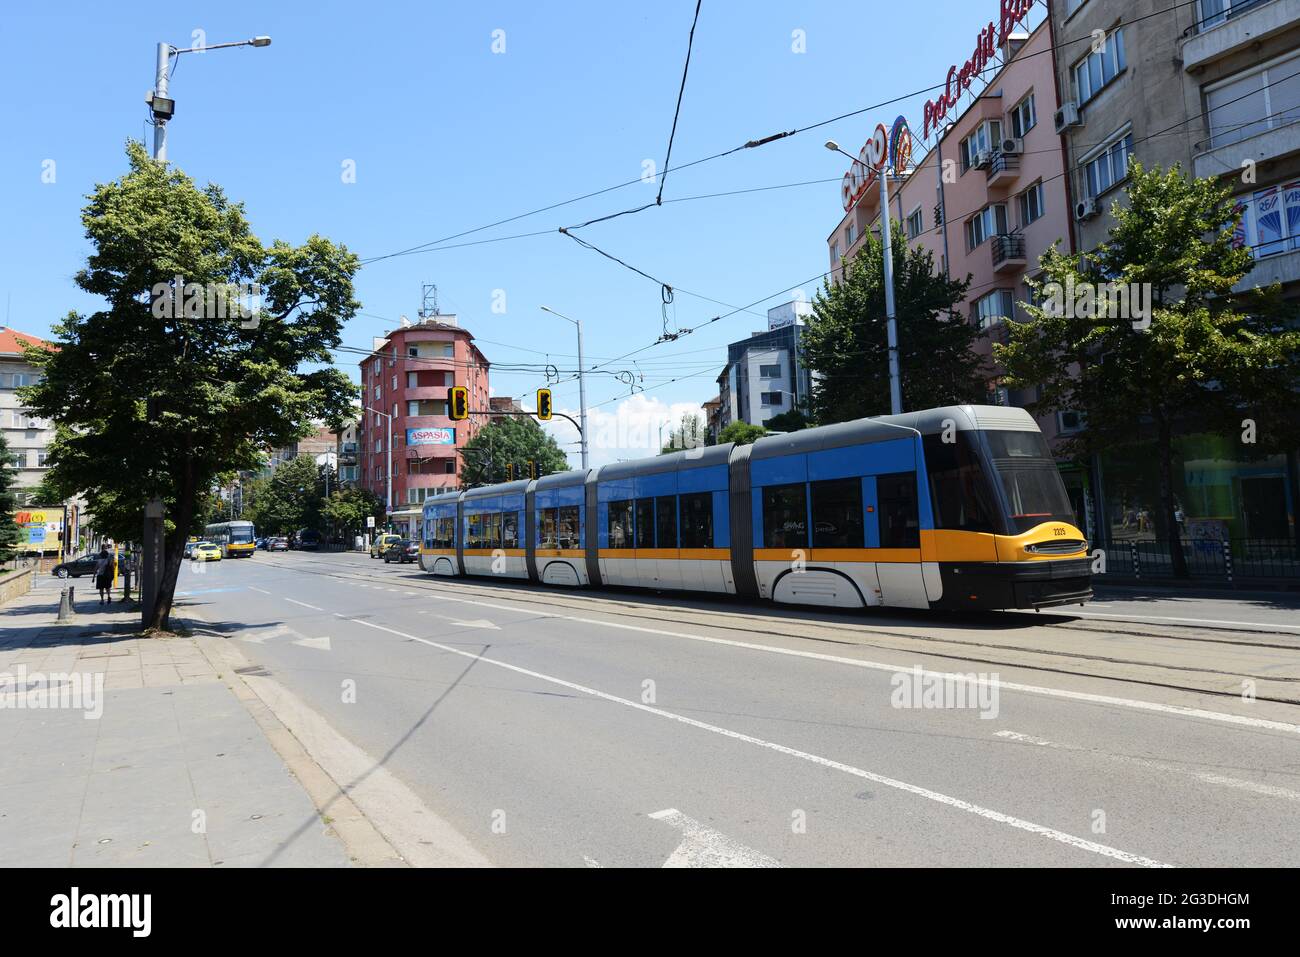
[923,0,1035,140]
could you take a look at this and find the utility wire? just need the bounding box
[658,0,703,206]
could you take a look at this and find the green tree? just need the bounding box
[0,434,20,566]
[461,416,569,486]
[717,421,768,446]
[252,456,324,536]
[764,408,811,433]
[803,236,986,423]
[997,162,1300,577]
[324,485,384,541]
[21,143,358,628]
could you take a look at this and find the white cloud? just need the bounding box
[542,394,707,471]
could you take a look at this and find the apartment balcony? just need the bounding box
[991,233,1027,273]
[1194,120,1300,179]
[985,150,1021,189]
[1183,0,1298,73]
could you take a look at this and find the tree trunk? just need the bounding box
[1156,418,1189,579]
[148,458,195,632]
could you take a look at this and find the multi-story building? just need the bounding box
[335,418,359,487]
[715,300,814,431]
[0,327,55,505]
[357,315,491,512]
[1049,0,1300,547]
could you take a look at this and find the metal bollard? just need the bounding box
[57,586,75,622]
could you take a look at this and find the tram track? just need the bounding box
[261,555,1300,706]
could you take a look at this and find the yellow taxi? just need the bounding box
[192,542,223,562]
[370,533,402,559]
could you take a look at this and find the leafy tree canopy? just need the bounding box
[997,161,1300,575]
[717,421,768,446]
[21,142,359,627]
[460,415,569,486]
[802,236,986,422]
[0,434,20,566]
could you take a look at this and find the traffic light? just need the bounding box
[528,460,537,480]
[447,385,469,421]
[506,463,515,481]
[536,388,553,421]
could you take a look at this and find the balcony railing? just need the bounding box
[1195,0,1273,34]
[985,150,1020,185]
[991,233,1026,270]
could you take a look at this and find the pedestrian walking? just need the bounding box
[93,548,113,605]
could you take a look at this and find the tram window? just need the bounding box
[763,483,808,549]
[440,516,456,548]
[608,500,634,549]
[538,508,558,548]
[635,500,654,550]
[557,506,580,549]
[484,512,502,549]
[655,496,677,549]
[465,514,483,548]
[811,478,865,548]
[502,512,519,549]
[678,492,714,549]
[876,472,920,548]
[923,433,996,533]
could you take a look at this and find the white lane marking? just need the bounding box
[649,808,783,868]
[248,586,272,595]
[996,729,1300,802]
[421,593,1300,737]
[348,616,1170,868]
[1064,610,1300,634]
[292,635,332,651]
[583,856,603,868]
[995,731,1054,747]
[285,598,324,611]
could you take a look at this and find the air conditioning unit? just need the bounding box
[1054,102,1082,134]
[973,150,994,170]
[1075,198,1101,221]
[1001,137,1024,155]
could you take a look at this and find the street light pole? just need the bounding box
[825,140,903,415]
[540,306,589,471]
[148,36,272,162]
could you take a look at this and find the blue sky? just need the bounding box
[0,0,1017,463]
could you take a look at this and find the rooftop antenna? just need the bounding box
[418,283,439,320]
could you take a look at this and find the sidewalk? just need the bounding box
[0,583,351,867]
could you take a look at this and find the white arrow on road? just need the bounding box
[425,613,500,630]
[649,808,782,868]
[237,624,296,645]
[292,635,332,651]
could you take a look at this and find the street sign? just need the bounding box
[366,516,376,529]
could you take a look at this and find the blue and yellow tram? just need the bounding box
[420,405,1092,611]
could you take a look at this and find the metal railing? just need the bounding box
[1100,538,1300,582]
[991,233,1026,268]
[985,150,1021,180]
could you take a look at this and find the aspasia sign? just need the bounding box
[406,427,455,447]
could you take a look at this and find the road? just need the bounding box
[169,550,1300,868]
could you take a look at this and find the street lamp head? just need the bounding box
[824,140,841,152]
[250,36,272,47]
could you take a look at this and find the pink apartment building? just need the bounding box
[357,316,491,511]
[826,13,1074,447]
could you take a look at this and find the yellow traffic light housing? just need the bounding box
[506,463,515,482]
[447,386,469,421]
[528,459,537,480]
[536,388,553,421]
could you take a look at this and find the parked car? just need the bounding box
[370,533,402,559]
[51,553,100,579]
[267,537,289,552]
[383,539,420,564]
[294,529,321,551]
[255,537,268,550]
[192,542,222,562]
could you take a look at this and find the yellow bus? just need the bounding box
[204,520,257,558]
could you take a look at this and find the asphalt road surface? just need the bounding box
[171,550,1300,868]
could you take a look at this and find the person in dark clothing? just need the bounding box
[93,548,113,605]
